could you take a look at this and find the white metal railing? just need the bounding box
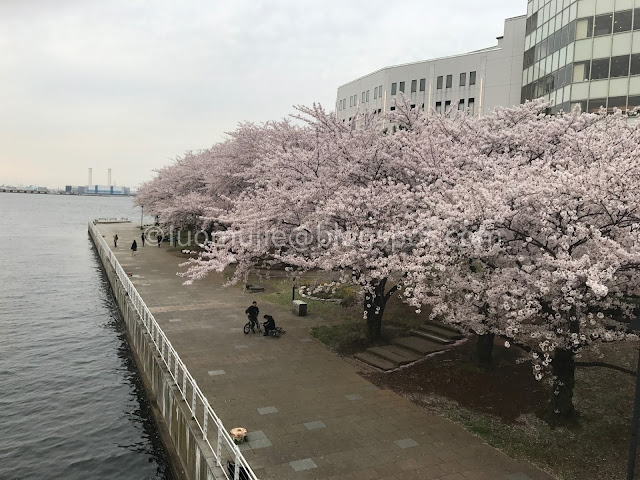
[89,221,257,480]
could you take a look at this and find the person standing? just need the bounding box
[131,239,137,256]
[157,234,162,247]
[244,301,259,332]
[113,234,118,247]
[141,232,145,247]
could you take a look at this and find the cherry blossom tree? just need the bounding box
[136,122,267,233]
[409,102,640,416]
[181,103,439,340]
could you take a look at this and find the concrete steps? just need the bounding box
[409,329,452,344]
[354,322,465,371]
[392,336,447,355]
[353,352,398,371]
[423,321,465,340]
[366,346,421,365]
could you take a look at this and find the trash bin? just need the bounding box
[292,300,307,316]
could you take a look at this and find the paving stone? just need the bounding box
[168,318,182,322]
[207,369,226,376]
[394,438,419,449]
[304,420,327,430]
[246,430,267,440]
[239,431,273,450]
[257,406,278,415]
[290,458,317,472]
[345,394,363,401]
[235,344,248,349]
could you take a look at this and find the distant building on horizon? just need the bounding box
[64,184,131,195]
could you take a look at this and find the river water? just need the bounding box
[0,194,173,480]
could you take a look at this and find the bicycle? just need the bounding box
[243,316,261,334]
[264,326,285,337]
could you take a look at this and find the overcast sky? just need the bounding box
[0,0,524,189]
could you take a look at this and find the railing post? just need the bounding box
[203,408,208,439]
[216,427,222,467]
[182,370,187,400]
[234,453,240,480]
[191,384,197,413]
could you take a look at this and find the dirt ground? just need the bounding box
[365,339,549,423]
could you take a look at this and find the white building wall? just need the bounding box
[336,15,526,121]
[484,16,528,111]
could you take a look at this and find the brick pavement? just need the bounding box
[98,223,555,480]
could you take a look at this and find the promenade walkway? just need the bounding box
[97,223,554,480]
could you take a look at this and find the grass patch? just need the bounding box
[310,322,368,354]
[260,290,346,319]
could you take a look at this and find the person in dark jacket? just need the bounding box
[245,301,259,332]
[157,234,162,247]
[141,232,145,247]
[131,239,137,256]
[262,315,275,336]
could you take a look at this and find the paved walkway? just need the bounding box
[98,223,554,480]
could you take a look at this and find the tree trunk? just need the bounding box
[550,348,576,417]
[364,278,388,341]
[473,333,495,366]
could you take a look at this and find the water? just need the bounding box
[0,194,173,480]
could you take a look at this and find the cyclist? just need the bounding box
[244,301,259,333]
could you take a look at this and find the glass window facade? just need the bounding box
[523,0,640,113]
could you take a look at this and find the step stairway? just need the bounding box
[354,321,465,371]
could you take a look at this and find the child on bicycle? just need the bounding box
[245,301,259,332]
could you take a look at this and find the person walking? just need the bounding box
[244,301,259,333]
[157,234,162,247]
[131,239,137,256]
[141,232,145,247]
[113,234,118,247]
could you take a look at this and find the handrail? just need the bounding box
[89,221,258,480]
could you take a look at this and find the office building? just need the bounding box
[523,0,640,113]
[336,16,526,120]
[337,0,640,117]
